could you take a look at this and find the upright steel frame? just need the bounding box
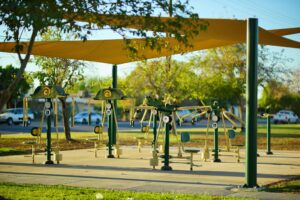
[245,18,258,188]
[266,115,273,155]
[45,98,54,164]
[112,64,117,145]
[107,64,118,158]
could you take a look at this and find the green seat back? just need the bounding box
[181,132,190,143]
[227,129,236,139]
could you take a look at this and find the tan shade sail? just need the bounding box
[269,27,300,36]
[0,17,299,64]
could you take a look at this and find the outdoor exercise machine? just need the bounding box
[23,126,41,164]
[143,96,177,170]
[30,85,67,164]
[259,107,274,155]
[175,108,202,126]
[94,87,126,158]
[143,96,211,171]
[22,97,29,127]
[130,98,161,153]
[85,124,105,158]
[208,101,245,163]
[176,105,210,160]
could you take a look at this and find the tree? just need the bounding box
[259,80,289,111]
[0,64,33,108]
[290,68,300,94]
[189,44,291,117]
[0,0,203,111]
[33,29,85,141]
[69,77,114,96]
[259,80,300,115]
[257,46,292,87]
[124,59,197,104]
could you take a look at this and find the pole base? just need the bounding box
[266,151,273,155]
[106,154,115,158]
[213,158,221,162]
[161,165,172,171]
[243,184,260,188]
[44,160,54,165]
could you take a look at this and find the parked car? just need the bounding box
[176,110,200,125]
[73,111,102,124]
[273,110,299,124]
[0,108,35,125]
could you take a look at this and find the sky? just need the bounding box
[0,0,299,78]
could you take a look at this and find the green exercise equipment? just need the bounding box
[227,129,236,139]
[94,87,126,158]
[94,125,103,134]
[31,85,67,165]
[31,127,42,137]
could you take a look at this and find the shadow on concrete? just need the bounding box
[0,171,233,187]
[257,162,300,167]
[0,162,295,179]
[258,155,300,159]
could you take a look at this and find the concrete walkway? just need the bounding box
[0,146,299,200]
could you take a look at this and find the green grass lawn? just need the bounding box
[0,182,252,200]
[257,124,300,137]
[0,147,26,156]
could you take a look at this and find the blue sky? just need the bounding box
[0,0,299,78]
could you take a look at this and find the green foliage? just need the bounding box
[0,64,33,104]
[70,77,113,95]
[259,80,300,115]
[0,182,249,200]
[190,44,290,108]
[189,44,246,106]
[290,68,300,93]
[124,59,198,104]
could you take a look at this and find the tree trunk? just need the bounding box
[0,29,38,111]
[237,98,245,120]
[60,97,72,141]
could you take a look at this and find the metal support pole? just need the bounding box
[213,127,221,162]
[23,97,28,127]
[45,98,54,164]
[107,101,114,158]
[161,121,172,171]
[244,18,258,188]
[71,97,75,127]
[112,64,117,144]
[153,113,157,145]
[88,99,91,126]
[266,115,273,155]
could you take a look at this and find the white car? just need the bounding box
[73,111,102,124]
[273,110,299,124]
[0,108,35,125]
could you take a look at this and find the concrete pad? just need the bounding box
[0,146,299,200]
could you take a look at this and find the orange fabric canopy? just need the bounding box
[0,17,299,64]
